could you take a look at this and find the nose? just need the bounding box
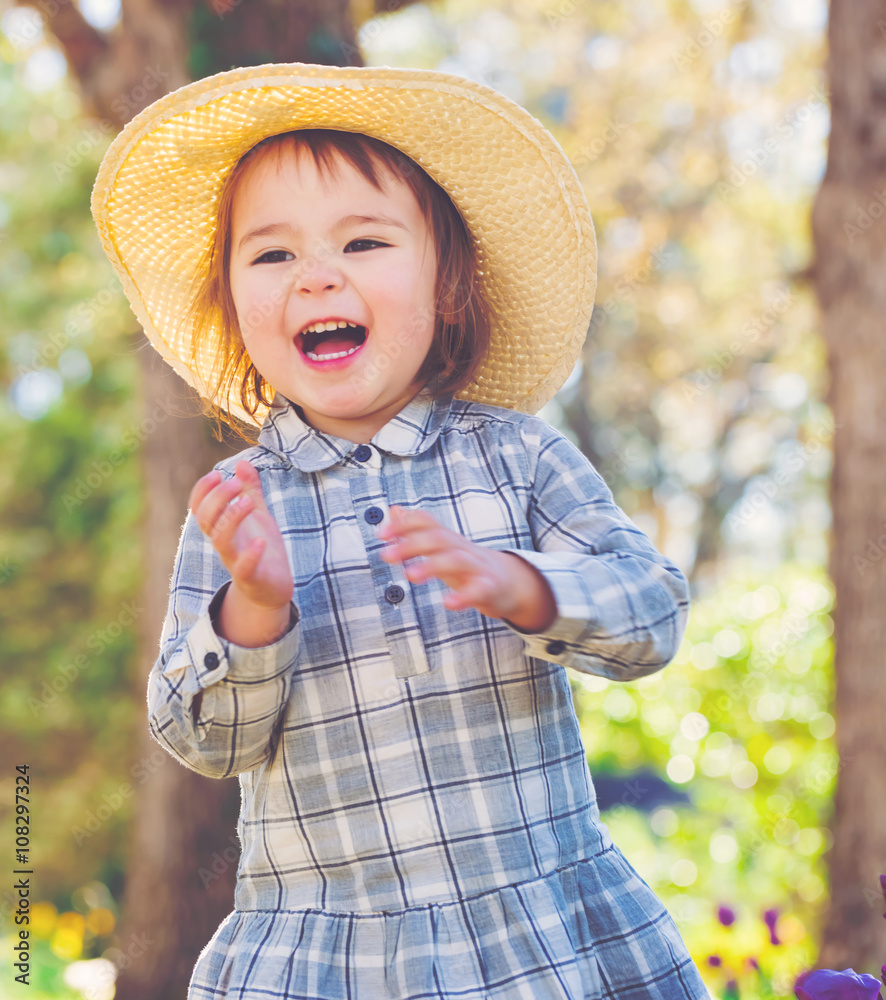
[294,253,343,295]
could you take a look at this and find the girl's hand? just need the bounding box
[378,506,557,632]
[188,460,294,614]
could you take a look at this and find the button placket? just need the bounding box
[350,479,431,679]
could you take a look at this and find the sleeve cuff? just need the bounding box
[188,582,300,687]
[498,549,594,665]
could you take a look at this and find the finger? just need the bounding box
[188,469,221,513]
[208,492,256,547]
[194,476,251,539]
[377,506,402,540]
[442,575,497,612]
[379,506,443,541]
[230,535,266,582]
[403,547,478,585]
[381,528,457,565]
[234,460,268,509]
[382,513,474,562]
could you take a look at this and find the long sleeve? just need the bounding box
[501,418,690,682]
[147,508,300,779]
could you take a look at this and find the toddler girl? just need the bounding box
[92,62,709,1000]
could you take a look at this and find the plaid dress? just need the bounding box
[148,390,709,1000]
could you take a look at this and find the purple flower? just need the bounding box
[881,965,886,989]
[880,874,886,919]
[794,969,883,1000]
[707,955,722,967]
[763,907,781,945]
[746,957,760,972]
[724,980,740,1000]
[717,905,737,927]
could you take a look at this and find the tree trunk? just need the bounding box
[115,339,243,998]
[812,0,886,970]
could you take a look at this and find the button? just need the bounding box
[385,584,405,604]
[203,651,220,669]
[354,444,372,462]
[545,640,566,656]
[365,506,384,524]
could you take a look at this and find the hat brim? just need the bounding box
[90,62,596,424]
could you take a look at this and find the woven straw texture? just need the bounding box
[90,63,597,425]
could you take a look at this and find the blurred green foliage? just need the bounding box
[0,0,833,997]
[579,565,834,995]
[0,41,143,922]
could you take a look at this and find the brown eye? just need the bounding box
[345,239,388,253]
[253,250,293,264]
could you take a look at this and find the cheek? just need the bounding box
[376,262,436,332]
[229,268,286,335]
[228,269,250,322]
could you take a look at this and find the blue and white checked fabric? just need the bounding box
[147,389,708,1000]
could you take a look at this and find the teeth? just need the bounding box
[303,319,355,335]
[306,343,362,361]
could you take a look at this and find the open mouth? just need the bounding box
[297,321,367,362]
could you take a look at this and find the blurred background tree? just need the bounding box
[810,0,886,970]
[1,0,882,997]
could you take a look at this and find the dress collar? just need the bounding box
[257,389,454,472]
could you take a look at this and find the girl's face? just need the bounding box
[228,145,437,443]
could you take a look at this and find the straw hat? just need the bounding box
[90,62,596,424]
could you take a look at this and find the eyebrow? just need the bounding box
[236,214,410,252]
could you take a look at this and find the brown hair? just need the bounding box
[185,128,492,442]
